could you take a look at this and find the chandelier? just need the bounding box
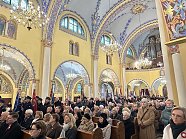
[10,1,49,30]
[135,57,152,69]
[66,62,78,80]
[0,48,11,71]
[100,41,120,55]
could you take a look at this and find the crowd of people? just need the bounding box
[0,95,185,139]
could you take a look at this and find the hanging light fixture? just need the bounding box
[0,48,11,71]
[66,61,78,80]
[100,0,121,55]
[10,1,49,30]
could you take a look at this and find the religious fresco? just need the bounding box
[160,0,186,40]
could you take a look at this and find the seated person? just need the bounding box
[98,113,111,139]
[59,113,77,139]
[32,111,43,123]
[29,121,47,139]
[0,111,9,126]
[110,107,122,120]
[74,111,82,128]
[43,113,51,126]
[46,113,62,139]
[122,111,135,139]
[21,109,34,130]
[0,112,22,139]
[78,113,94,132]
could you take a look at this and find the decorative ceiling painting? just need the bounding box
[160,0,186,40]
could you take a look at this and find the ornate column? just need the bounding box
[41,40,53,100]
[169,45,186,107]
[155,0,174,100]
[93,55,99,98]
[122,63,127,97]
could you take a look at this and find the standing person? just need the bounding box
[161,99,174,127]
[29,121,47,139]
[163,107,186,139]
[43,97,51,114]
[0,112,22,139]
[98,113,111,139]
[137,98,156,139]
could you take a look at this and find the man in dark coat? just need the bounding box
[23,96,33,112]
[43,97,51,114]
[0,112,22,139]
[37,97,44,112]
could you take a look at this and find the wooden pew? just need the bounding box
[111,119,125,139]
[130,117,139,139]
[93,117,125,139]
[77,127,103,139]
[22,130,31,139]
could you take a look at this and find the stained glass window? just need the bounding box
[60,16,85,37]
[127,48,133,57]
[2,0,28,8]
[77,83,82,93]
[101,35,111,45]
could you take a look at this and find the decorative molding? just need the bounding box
[42,39,53,48]
[46,0,63,41]
[169,44,180,54]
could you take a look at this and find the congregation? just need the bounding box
[0,95,185,139]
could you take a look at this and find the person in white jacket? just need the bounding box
[163,106,186,139]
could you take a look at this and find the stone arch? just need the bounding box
[121,20,158,63]
[53,60,90,88]
[0,44,36,79]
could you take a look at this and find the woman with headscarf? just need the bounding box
[98,113,111,139]
[59,113,77,139]
[137,98,155,139]
[163,106,186,139]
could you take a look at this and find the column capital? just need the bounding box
[92,54,99,60]
[120,62,126,68]
[169,44,180,54]
[42,39,53,48]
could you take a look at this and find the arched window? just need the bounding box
[0,17,6,35]
[7,20,16,38]
[2,0,28,9]
[77,83,82,94]
[127,47,133,57]
[106,54,112,65]
[69,41,74,55]
[74,42,79,56]
[101,35,111,45]
[60,16,85,37]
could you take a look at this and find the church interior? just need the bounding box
[0,0,186,108]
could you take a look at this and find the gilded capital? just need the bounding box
[42,39,53,48]
[169,44,180,54]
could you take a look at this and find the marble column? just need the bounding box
[169,45,186,107]
[122,63,127,97]
[41,40,53,100]
[155,0,174,99]
[93,55,99,98]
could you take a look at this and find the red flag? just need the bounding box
[32,89,37,113]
